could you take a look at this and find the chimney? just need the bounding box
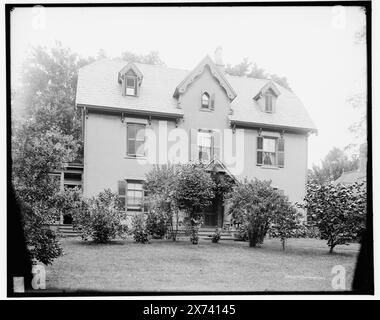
[214,46,225,73]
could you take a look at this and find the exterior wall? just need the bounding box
[83,112,177,198]
[83,66,309,222]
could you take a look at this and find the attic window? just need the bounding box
[201,92,210,108]
[126,76,137,96]
[265,94,275,113]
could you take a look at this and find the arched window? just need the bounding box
[201,92,210,108]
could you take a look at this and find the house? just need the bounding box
[334,143,367,185]
[75,47,317,228]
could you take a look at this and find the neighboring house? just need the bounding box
[75,47,317,228]
[334,143,367,185]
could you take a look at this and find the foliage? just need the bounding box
[121,50,165,66]
[186,217,203,245]
[144,164,181,241]
[14,42,95,143]
[174,164,216,244]
[174,164,215,215]
[131,213,150,244]
[308,147,359,184]
[226,179,300,248]
[269,197,303,250]
[146,210,168,239]
[23,212,63,265]
[72,189,128,243]
[300,180,366,252]
[224,58,292,91]
[211,227,222,243]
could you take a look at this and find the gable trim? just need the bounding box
[173,55,237,101]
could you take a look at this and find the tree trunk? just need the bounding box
[329,245,335,253]
[281,239,285,251]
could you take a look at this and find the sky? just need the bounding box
[10,5,367,168]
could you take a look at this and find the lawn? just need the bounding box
[45,237,360,292]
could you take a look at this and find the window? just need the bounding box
[127,181,144,211]
[126,76,136,96]
[198,130,213,162]
[201,92,210,108]
[127,123,145,157]
[265,94,274,113]
[257,136,285,167]
[118,180,147,212]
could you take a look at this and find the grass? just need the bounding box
[45,237,359,292]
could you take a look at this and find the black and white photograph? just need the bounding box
[6,1,373,297]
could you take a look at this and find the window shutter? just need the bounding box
[210,93,215,110]
[277,137,285,167]
[118,180,126,211]
[212,130,221,160]
[190,129,199,162]
[257,136,263,165]
[135,78,139,96]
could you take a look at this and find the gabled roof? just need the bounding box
[253,80,281,100]
[205,158,238,182]
[76,58,317,133]
[227,76,317,133]
[173,55,237,101]
[117,62,143,84]
[333,170,366,185]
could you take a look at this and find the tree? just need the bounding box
[12,123,79,264]
[15,42,95,143]
[301,180,366,253]
[225,179,298,247]
[174,164,215,244]
[269,197,303,250]
[225,58,292,91]
[144,164,181,241]
[308,147,359,184]
[120,50,165,66]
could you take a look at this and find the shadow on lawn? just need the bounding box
[60,237,358,258]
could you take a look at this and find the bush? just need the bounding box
[268,197,303,250]
[144,165,181,241]
[226,179,302,248]
[301,180,366,252]
[72,189,128,243]
[24,215,63,265]
[131,213,150,244]
[146,211,168,239]
[211,227,221,243]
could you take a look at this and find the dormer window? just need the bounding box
[118,62,143,97]
[265,94,274,113]
[201,92,210,108]
[253,81,281,114]
[126,76,137,96]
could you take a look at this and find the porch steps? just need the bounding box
[198,228,235,240]
[58,224,81,237]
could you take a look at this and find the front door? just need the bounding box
[202,195,223,227]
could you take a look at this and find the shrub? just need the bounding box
[211,227,221,243]
[226,179,279,247]
[301,180,366,252]
[226,179,301,248]
[174,164,215,244]
[72,189,128,243]
[131,213,150,244]
[24,214,63,265]
[146,210,168,239]
[268,197,303,250]
[144,165,181,241]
